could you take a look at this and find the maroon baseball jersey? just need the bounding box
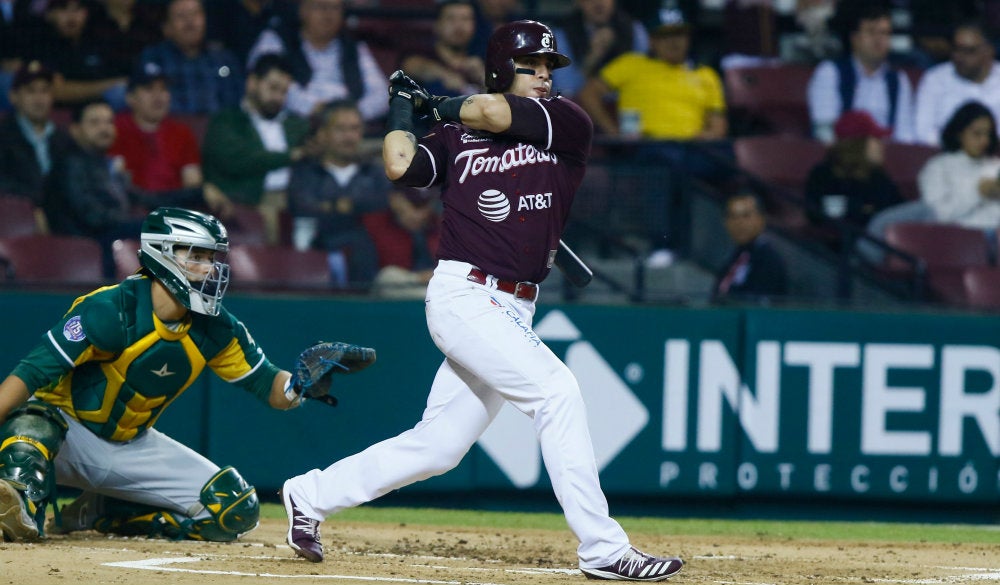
[397,94,593,283]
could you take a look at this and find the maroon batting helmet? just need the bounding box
[485,20,570,93]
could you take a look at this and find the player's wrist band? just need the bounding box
[283,377,303,408]
[386,96,414,134]
[431,96,466,123]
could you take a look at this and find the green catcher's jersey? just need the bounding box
[12,275,280,442]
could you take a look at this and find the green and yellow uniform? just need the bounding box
[4,274,277,541]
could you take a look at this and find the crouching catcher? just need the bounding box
[0,207,375,542]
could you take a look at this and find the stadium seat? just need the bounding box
[724,64,814,136]
[112,238,142,281]
[0,234,104,285]
[0,196,39,238]
[734,135,826,191]
[882,143,939,201]
[227,205,269,246]
[227,244,331,291]
[883,223,992,304]
[962,266,1000,309]
[733,135,826,230]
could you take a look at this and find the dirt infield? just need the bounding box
[1,517,997,585]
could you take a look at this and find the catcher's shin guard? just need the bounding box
[0,402,68,538]
[88,466,259,542]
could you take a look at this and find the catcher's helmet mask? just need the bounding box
[485,20,570,93]
[139,207,231,317]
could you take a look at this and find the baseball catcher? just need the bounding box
[0,207,375,543]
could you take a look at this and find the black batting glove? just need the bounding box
[388,70,431,115]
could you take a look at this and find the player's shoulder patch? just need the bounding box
[62,315,86,342]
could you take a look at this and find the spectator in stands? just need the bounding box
[364,189,441,299]
[138,0,245,115]
[86,0,164,79]
[0,61,72,218]
[578,6,729,265]
[45,98,226,277]
[712,191,789,303]
[469,0,526,58]
[206,0,299,66]
[906,0,980,68]
[578,8,726,141]
[807,5,916,144]
[914,20,1000,146]
[109,62,203,192]
[246,0,389,122]
[399,0,483,99]
[0,0,44,112]
[917,100,1000,230]
[860,100,1000,263]
[805,110,904,232]
[202,53,311,246]
[551,0,649,99]
[43,99,146,277]
[287,99,385,289]
[26,0,128,110]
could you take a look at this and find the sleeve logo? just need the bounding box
[63,315,87,342]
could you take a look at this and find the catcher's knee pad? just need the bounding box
[0,402,68,505]
[185,466,259,542]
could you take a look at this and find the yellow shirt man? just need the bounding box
[598,53,725,139]
[578,11,728,141]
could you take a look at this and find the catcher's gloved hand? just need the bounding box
[388,69,431,114]
[286,341,376,408]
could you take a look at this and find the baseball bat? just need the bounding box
[555,239,593,287]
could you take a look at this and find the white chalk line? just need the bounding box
[103,557,511,585]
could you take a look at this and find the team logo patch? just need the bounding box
[478,189,511,222]
[62,315,86,342]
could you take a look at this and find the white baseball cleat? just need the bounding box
[581,546,683,581]
[0,479,40,542]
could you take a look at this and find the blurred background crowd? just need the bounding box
[1,0,1000,310]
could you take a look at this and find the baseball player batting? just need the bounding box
[0,207,374,543]
[278,20,683,581]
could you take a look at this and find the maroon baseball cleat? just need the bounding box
[280,483,323,562]
[581,547,683,581]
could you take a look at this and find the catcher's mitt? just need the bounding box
[289,341,376,407]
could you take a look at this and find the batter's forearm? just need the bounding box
[383,130,417,180]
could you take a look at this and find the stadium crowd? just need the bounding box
[1,0,999,308]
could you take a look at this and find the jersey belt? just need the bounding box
[466,268,539,302]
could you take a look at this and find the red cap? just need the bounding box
[834,110,892,140]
